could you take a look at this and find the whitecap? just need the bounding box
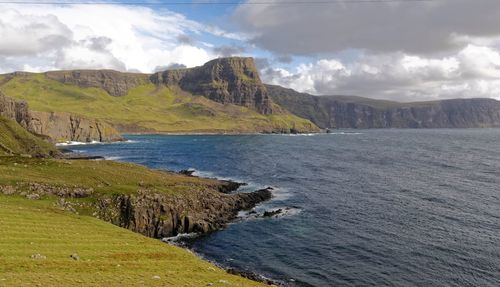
[56,141,100,146]
[162,233,200,243]
[104,156,124,161]
[271,187,293,201]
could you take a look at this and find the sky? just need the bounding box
[1,0,500,102]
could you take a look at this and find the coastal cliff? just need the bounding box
[97,186,272,238]
[29,111,123,143]
[267,84,500,129]
[0,58,317,134]
[0,91,122,142]
[0,156,273,239]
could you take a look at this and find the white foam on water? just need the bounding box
[271,187,293,201]
[281,133,318,137]
[162,233,200,243]
[56,139,139,147]
[238,206,302,221]
[105,156,124,161]
[328,131,364,135]
[56,140,101,146]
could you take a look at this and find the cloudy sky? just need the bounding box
[1,0,500,102]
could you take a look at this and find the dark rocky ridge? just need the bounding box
[96,187,272,238]
[0,91,122,142]
[267,84,500,129]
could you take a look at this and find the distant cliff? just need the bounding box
[0,91,122,142]
[45,70,149,97]
[0,58,317,134]
[267,85,500,129]
[151,57,273,114]
[42,58,274,115]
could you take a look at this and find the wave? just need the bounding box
[56,139,139,147]
[190,169,261,191]
[162,233,201,245]
[104,156,124,161]
[328,131,364,135]
[56,140,101,146]
[270,187,293,201]
[281,133,318,137]
[237,206,302,221]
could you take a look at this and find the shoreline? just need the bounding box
[62,148,284,286]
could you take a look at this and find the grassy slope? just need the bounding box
[0,156,223,202]
[0,195,265,287]
[0,156,266,286]
[0,116,58,157]
[0,102,267,286]
[0,74,316,133]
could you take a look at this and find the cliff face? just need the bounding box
[45,70,149,97]
[97,187,272,238]
[153,58,274,114]
[29,111,123,143]
[267,85,500,129]
[0,91,121,142]
[0,91,31,128]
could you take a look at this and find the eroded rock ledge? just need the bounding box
[96,187,272,238]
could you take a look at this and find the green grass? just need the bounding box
[0,116,58,157]
[0,156,222,198]
[0,74,317,133]
[0,195,267,287]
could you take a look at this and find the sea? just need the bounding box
[68,129,500,287]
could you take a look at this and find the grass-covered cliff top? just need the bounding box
[0,73,317,134]
[0,195,266,287]
[0,156,221,197]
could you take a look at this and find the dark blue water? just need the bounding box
[69,130,500,286]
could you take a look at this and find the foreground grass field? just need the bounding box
[0,195,266,287]
[0,73,316,133]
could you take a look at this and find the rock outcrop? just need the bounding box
[97,187,273,238]
[267,84,500,129]
[0,91,122,142]
[29,111,123,143]
[0,91,31,128]
[151,57,274,114]
[45,70,149,97]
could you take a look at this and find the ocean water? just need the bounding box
[70,130,500,286]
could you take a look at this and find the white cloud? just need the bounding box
[261,45,500,101]
[0,4,240,73]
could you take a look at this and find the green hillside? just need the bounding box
[0,116,58,157]
[0,195,266,287]
[0,73,316,133]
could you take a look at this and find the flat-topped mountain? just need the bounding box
[267,84,500,129]
[0,58,318,139]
